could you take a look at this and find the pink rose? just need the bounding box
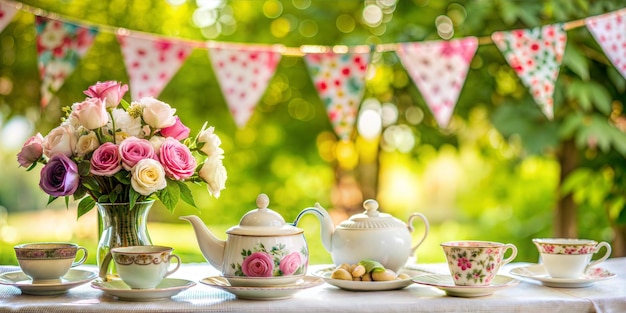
[90,142,122,176]
[159,137,196,180]
[279,252,302,276]
[139,97,176,129]
[84,81,129,108]
[71,97,109,130]
[160,116,190,140]
[241,252,274,277]
[17,133,44,167]
[119,137,156,171]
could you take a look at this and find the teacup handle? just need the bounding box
[501,244,518,266]
[98,252,113,281]
[407,213,430,255]
[164,254,181,278]
[586,241,612,270]
[71,246,88,267]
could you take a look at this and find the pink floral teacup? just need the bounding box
[441,241,517,286]
[533,238,611,279]
[14,242,88,283]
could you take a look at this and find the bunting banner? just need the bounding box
[208,43,281,127]
[396,37,478,127]
[35,16,98,107]
[0,2,17,33]
[117,35,193,101]
[492,24,567,120]
[304,51,371,140]
[585,8,626,79]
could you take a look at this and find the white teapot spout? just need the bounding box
[293,203,334,253]
[179,215,226,271]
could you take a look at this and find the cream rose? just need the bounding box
[75,131,100,157]
[130,158,167,196]
[71,97,109,130]
[42,124,77,158]
[149,136,166,153]
[139,97,176,129]
[199,155,227,198]
[197,126,224,157]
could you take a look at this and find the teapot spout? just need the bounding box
[180,215,226,271]
[293,203,334,253]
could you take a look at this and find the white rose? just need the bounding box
[199,155,227,198]
[139,97,176,129]
[75,131,100,157]
[109,108,142,138]
[197,126,224,157]
[71,98,109,130]
[131,159,167,196]
[42,124,77,158]
[149,135,166,153]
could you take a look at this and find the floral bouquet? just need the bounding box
[17,81,227,217]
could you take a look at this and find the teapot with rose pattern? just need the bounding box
[180,194,309,287]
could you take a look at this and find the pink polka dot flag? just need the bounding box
[208,43,281,127]
[117,35,193,101]
[492,24,567,120]
[0,3,18,34]
[304,51,371,140]
[396,38,478,128]
[586,8,626,79]
[35,17,98,107]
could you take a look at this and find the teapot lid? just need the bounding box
[226,194,303,236]
[337,199,405,229]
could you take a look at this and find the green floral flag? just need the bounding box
[492,24,567,120]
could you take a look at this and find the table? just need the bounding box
[1,258,624,313]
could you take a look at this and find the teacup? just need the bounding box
[14,242,88,283]
[99,245,181,289]
[532,238,611,279]
[441,241,517,286]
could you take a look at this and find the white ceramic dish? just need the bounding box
[0,269,97,295]
[91,278,196,301]
[509,264,616,288]
[412,274,519,297]
[200,276,323,300]
[225,274,305,287]
[312,265,427,291]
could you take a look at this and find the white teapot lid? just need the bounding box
[226,194,303,236]
[337,199,406,229]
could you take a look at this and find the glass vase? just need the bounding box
[96,200,154,279]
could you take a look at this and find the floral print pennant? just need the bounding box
[304,51,371,140]
[586,8,626,79]
[396,37,478,127]
[36,17,98,107]
[0,2,18,34]
[492,24,567,120]
[208,43,282,127]
[118,35,193,101]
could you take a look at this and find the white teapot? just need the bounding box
[180,194,309,287]
[294,199,429,272]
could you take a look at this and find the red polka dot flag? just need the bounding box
[0,3,18,34]
[586,8,626,80]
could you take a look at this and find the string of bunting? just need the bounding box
[1,0,625,141]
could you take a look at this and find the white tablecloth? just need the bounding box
[1,258,625,313]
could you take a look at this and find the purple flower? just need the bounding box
[39,154,79,197]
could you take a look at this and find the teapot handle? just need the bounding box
[407,213,430,255]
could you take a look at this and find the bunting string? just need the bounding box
[1,0,626,140]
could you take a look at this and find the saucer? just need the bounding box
[0,269,97,295]
[509,264,616,288]
[91,278,196,301]
[200,276,323,300]
[412,274,519,297]
[312,265,427,291]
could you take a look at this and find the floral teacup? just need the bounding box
[533,238,611,279]
[14,242,88,283]
[441,241,517,286]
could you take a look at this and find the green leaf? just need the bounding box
[608,67,626,92]
[47,196,57,205]
[77,197,96,220]
[77,161,91,176]
[114,171,131,184]
[81,176,100,191]
[177,181,197,208]
[158,179,180,213]
[587,83,612,115]
[563,44,589,81]
[129,188,141,210]
[120,98,130,110]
